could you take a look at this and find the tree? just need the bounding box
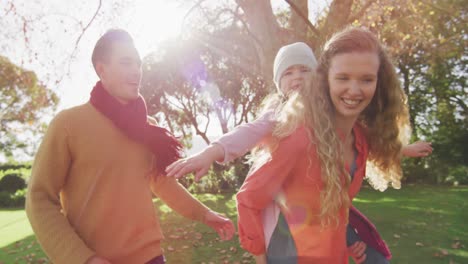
[355,0,467,183]
[0,55,58,158]
[141,23,269,144]
[136,0,383,190]
[143,0,381,140]
[181,0,379,88]
[144,0,466,187]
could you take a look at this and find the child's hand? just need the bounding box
[402,141,433,158]
[348,241,367,263]
[166,144,224,181]
[86,256,112,264]
[203,210,236,241]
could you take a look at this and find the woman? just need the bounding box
[236,26,411,263]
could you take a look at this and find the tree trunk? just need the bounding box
[235,0,282,89]
[398,61,416,131]
[319,0,354,46]
[288,0,309,41]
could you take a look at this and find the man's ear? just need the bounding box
[95,62,105,79]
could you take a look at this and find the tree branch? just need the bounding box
[204,108,210,133]
[348,0,377,23]
[65,0,102,78]
[284,0,319,35]
[450,96,468,113]
[182,0,206,26]
[74,0,102,49]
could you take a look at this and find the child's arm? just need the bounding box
[401,141,432,158]
[216,110,276,163]
[150,176,235,240]
[166,110,275,180]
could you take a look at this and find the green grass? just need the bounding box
[352,184,468,264]
[0,185,467,263]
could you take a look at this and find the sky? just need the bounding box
[1,0,329,158]
[5,0,192,110]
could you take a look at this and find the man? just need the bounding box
[26,29,234,264]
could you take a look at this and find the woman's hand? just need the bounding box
[348,241,367,263]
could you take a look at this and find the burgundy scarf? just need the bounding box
[90,81,182,174]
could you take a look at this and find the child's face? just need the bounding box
[328,51,379,123]
[96,42,142,104]
[279,65,313,95]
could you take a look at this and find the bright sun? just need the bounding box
[128,0,187,54]
[56,0,189,110]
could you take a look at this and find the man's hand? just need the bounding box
[86,256,112,264]
[203,210,236,241]
[348,241,367,264]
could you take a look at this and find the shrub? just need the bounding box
[0,173,26,193]
[0,189,26,208]
[445,165,468,185]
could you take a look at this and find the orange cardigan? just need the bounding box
[236,125,368,263]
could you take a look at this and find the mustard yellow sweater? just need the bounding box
[26,103,209,264]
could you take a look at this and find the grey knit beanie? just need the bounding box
[273,42,317,91]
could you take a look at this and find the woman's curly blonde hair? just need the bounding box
[317,26,411,191]
[249,87,348,226]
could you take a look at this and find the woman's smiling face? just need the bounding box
[328,51,379,123]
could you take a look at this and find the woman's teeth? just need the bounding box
[342,99,360,105]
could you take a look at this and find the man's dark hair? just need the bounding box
[91,29,134,71]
